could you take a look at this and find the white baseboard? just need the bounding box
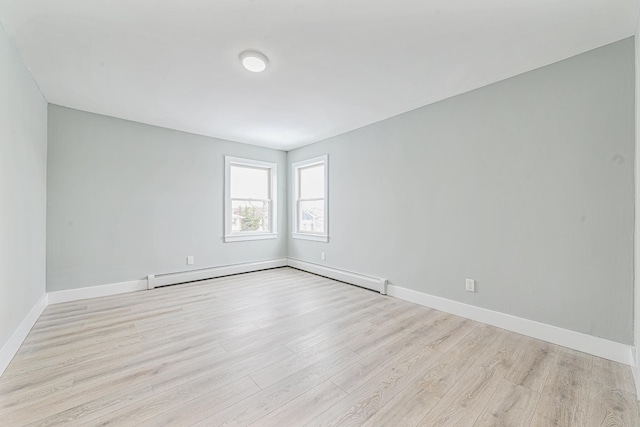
[387,284,633,366]
[147,258,288,289]
[48,279,147,304]
[287,258,387,294]
[0,293,48,377]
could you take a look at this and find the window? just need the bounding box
[292,155,328,242]
[225,156,277,242]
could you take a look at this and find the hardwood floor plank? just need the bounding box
[308,345,440,426]
[418,316,478,354]
[417,332,525,426]
[284,318,375,356]
[247,380,347,427]
[149,344,293,394]
[584,385,640,427]
[192,347,361,426]
[530,348,597,426]
[504,338,558,393]
[23,383,155,427]
[109,376,259,427]
[250,342,347,390]
[360,383,440,427]
[473,379,541,426]
[329,319,457,395]
[0,378,74,415]
[413,324,500,399]
[4,367,155,426]
[345,306,434,357]
[591,355,638,396]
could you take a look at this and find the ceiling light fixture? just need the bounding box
[239,50,269,72]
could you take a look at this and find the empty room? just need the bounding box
[1,0,640,426]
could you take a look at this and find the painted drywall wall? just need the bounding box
[0,24,47,348]
[634,28,640,376]
[288,38,635,344]
[47,105,287,291]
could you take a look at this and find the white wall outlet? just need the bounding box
[321,252,326,261]
[187,256,194,265]
[465,278,475,292]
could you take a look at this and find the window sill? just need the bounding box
[292,233,329,243]
[225,233,278,243]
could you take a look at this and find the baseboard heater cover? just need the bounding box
[147,258,288,289]
[286,258,388,294]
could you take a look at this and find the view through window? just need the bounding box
[225,157,277,242]
[293,155,328,242]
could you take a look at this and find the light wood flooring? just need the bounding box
[0,267,638,426]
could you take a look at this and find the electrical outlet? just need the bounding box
[321,252,326,261]
[187,256,194,265]
[465,278,475,292]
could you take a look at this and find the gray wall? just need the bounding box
[0,24,47,348]
[47,105,287,292]
[634,31,639,364]
[288,38,635,344]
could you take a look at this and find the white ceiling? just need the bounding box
[0,1,638,150]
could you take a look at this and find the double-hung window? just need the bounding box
[292,155,328,242]
[224,156,277,242]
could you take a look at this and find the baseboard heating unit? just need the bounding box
[146,258,288,289]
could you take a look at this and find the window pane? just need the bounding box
[231,200,270,232]
[230,165,269,199]
[300,164,324,199]
[298,200,324,233]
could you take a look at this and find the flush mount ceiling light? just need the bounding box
[239,50,269,72]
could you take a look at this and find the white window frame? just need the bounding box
[292,155,328,242]
[225,156,278,242]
